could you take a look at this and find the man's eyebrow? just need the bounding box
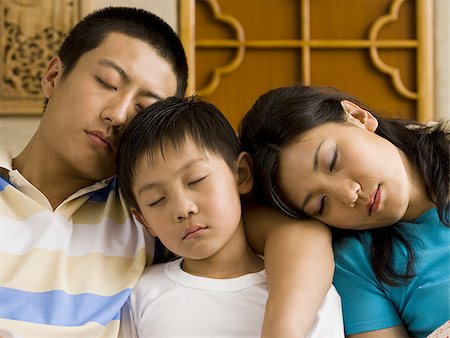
[99,59,130,82]
[98,59,164,101]
[301,139,324,210]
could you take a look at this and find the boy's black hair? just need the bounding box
[117,96,240,211]
[58,6,188,97]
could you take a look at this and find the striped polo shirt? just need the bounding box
[0,149,151,337]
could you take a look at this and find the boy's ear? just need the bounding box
[341,100,378,132]
[41,56,63,99]
[235,152,253,195]
[131,208,157,237]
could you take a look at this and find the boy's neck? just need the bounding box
[180,223,264,279]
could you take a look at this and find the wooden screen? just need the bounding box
[180,0,434,130]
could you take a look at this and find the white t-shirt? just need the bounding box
[119,258,344,338]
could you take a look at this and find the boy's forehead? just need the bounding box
[143,139,210,168]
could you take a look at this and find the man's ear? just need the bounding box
[235,152,253,195]
[131,208,157,237]
[41,56,63,99]
[341,100,378,132]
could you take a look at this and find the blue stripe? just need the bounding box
[0,176,12,191]
[0,287,130,326]
[88,177,117,202]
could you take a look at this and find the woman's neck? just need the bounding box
[400,150,435,222]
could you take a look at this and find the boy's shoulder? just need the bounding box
[134,259,181,293]
[140,261,172,282]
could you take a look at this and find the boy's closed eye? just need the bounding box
[148,197,164,207]
[188,176,208,186]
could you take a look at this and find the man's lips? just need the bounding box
[86,131,113,151]
[182,225,207,240]
[367,185,381,215]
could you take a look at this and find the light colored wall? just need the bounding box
[435,0,450,120]
[0,0,177,157]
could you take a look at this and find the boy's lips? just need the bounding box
[182,225,207,239]
[367,185,381,215]
[86,131,113,151]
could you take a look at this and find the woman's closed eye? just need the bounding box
[329,148,338,172]
[317,196,327,216]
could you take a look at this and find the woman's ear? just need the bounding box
[341,100,378,132]
[235,152,253,195]
[131,208,157,237]
[41,56,63,99]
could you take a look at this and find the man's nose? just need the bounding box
[102,97,133,131]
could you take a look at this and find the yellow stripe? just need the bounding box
[0,248,146,296]
[0,185,130,224]
[0,186,46,220]
[0,317,119,338]
[71,192,130,225]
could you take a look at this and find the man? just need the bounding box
[0,6,333,337]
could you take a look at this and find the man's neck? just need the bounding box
[13,141,95,210]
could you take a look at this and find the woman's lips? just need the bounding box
[367,185,381,215]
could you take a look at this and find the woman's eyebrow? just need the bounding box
[302,139,325,210]
[314,140,325,172]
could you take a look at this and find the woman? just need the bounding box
[239,84,449,337]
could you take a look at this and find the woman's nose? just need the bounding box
[328,179,361,207]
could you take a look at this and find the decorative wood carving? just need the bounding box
[181,0,434,122]
[0,0,88,115]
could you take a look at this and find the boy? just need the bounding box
[116,96,344,337]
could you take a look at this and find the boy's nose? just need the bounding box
[174,197,199,221]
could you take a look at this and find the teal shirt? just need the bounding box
[333,208,450,337]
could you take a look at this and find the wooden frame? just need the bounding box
[179,0,434,122]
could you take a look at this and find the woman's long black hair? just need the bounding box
[239,84,449,285]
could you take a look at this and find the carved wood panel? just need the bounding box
[180,0,434,129]
[0,0,90,115]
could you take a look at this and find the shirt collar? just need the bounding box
[0,148,13,171]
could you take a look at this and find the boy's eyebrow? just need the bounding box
[98,59,164,100]
[137,157,207,196]
[301,139,324,210]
